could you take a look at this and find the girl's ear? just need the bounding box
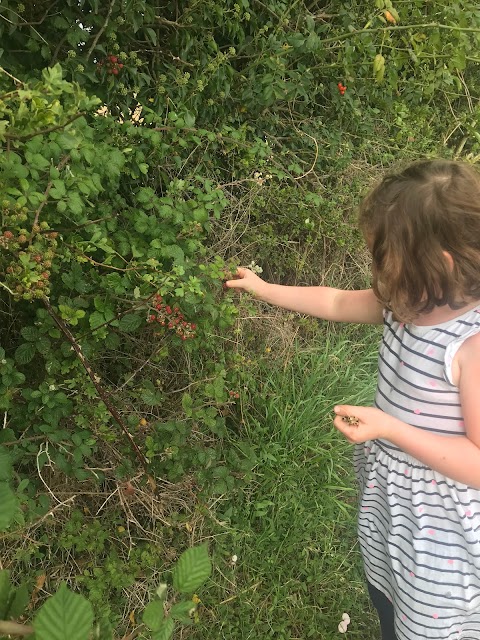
[442,250,454,272]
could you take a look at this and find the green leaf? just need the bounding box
[0,570,12,619]
[36,336,51,355]
[118,314,142,332]
[0,483,16,531]
[14,343,36,365]
[0,447,13,481]
[181,393,193,417]
[62,263,88,293]
[145,27,158,46]
[170,600,196,622]
[93,615,114,640]
[33,583,94,640]
[151,618,174,640]
[143,600,164,631]
[172,544,211,594]
[7,583,30,619]
[20,326,40,342]
[89,311,106,329]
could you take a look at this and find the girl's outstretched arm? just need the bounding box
[225,267,383,324]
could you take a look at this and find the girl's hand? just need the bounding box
[224,267,269,299]
[333,405,392,444]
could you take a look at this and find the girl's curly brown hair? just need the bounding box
[359,159,480,322]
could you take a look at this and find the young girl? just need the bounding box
[225,159,480,640]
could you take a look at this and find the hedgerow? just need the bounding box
[1,1,480,637]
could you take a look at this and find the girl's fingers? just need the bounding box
[334,405,356,417]
[224,267,251,288]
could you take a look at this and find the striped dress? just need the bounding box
[354,307,480,640]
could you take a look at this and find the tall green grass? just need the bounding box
[194,327,382,639]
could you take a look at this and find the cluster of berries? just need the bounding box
[337,82,347,96]
[1,207,57,301]
[97,55,124,75]
[147,294,196,341]
[228,390,240,400]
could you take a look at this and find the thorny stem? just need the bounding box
[43,299,149,469]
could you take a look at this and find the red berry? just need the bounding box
[3,231,13,239]
[118,63,124,69]
[109,55,118,63]
[112,68,119,75]
[165,306,172,314]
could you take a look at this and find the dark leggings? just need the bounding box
[367,581,398,640]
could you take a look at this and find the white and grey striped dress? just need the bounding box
[354,307,480,640]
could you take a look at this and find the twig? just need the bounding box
[43,299,149,468]
[0,66,25,86]
[0,281,15,295]
[31,154,70,233]
[292,130,319,181]
[0,621,34,637]
[318,22,480,47]
[36,442,62,504]
[155,16,189,27]
[120,627,145,640]
[86,0,116,61]
[5,112,86,141]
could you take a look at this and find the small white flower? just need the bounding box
[231,554,238,564]
[338,612,351,634]
[49,384,56,391]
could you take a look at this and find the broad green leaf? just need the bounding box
[118,314,142,332]
[143,600,164,631]
[33,582,94,640]
[0,483,16,531]
[36,336,51,355]
[151,617,174,640]
[172,544,211,594]
[14,343,36,365]
[170,600,196,622]
[7,583,30,619]
[20,326,40,342]
[89,311,106,329]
